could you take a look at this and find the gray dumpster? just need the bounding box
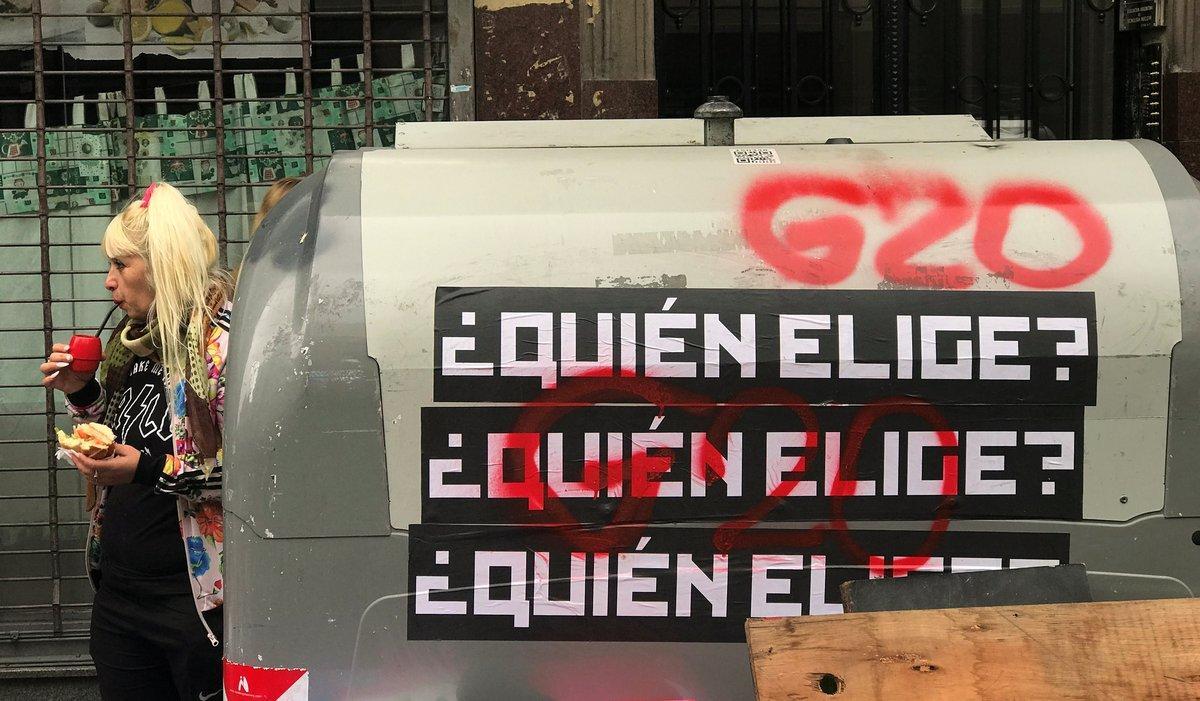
[222,115,1200,700]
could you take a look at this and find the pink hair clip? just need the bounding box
[140,182,157,208]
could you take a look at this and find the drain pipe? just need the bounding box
[694,95,743,146]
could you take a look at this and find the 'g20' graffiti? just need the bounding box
[740,172,1112,290]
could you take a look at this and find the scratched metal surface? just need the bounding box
[1132,140,1200,518]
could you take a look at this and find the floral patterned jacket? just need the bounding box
[69,302,230,621]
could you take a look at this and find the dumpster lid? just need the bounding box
[393,114,991,150]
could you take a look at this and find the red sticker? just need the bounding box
[224,660,309,701]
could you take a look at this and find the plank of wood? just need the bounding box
[745,598,1200,700]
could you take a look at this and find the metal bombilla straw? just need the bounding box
[95,301,120,336]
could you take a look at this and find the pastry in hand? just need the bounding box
[56,422,116,459]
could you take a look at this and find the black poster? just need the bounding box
[408,525,1071,642]
[433,287,1098,406]
[421,404,1084,523]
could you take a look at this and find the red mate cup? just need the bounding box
[68,334,103,374]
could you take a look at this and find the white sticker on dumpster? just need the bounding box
[730,147,780,164]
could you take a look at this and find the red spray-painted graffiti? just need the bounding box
[826,398,958,577]
[741,171,1112,290]
[493,373,710,552]
[973,182,1112,289]
[490,372,958,578]
[739,174,870,285]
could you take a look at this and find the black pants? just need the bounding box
[89,584,223,701]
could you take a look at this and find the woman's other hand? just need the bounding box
[40,343,94,395]
[71,444,140,487]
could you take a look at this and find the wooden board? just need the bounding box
[745,598,1200,700]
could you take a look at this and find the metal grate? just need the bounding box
[654,0,1117,140]
[0,0,452,676]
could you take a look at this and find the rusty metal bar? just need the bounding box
[0,214,271,224]
[31,0,63,640]
[0,62,448,79]
[0,271,111,277]
[0,107,446,133]
[0,576,90,584]
[302,3,314,174]
[211,2,227,266]
[121,0,135,200]
[0,92,449,106]
[25,8,434,15]
[0,271,109,277]
[424,0,434,121]
[0,493,87,500]
[362,0,375,147]
[0,37,436,45]
[0,603,91,610]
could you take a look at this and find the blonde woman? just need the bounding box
[39,182,229,700]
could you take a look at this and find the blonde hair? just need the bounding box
[234,176,302,287]
[251,177,302,233]
[102,182,230,385]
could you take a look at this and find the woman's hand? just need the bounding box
[39,343,95,396]
[71,444,140,487]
